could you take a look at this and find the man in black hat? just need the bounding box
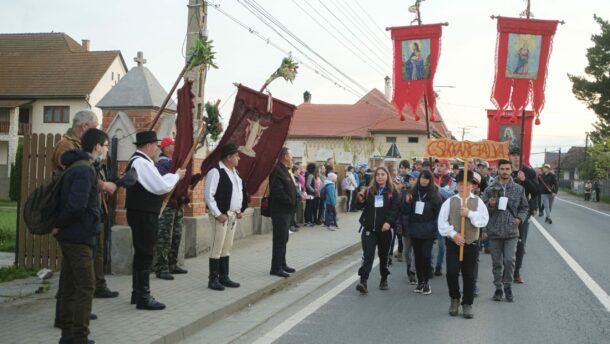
[126,131,186,310]
[508,146,538,284]
[203,143,248,290]
[438,169,489,319]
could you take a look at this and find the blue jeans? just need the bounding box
[324,205,337,227]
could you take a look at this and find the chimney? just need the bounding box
[303,91,311,104]
[384,76,391,102]
[82,39,90,51]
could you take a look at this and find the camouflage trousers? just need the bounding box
[154,206,184,273]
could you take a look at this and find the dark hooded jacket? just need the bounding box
[55,149,100,247]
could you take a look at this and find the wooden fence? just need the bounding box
[17,133,62,269]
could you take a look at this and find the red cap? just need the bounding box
[159,137,175,149]
[438,159,450,167]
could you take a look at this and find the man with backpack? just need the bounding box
[55,128,108,344]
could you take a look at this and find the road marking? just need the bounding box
[253,261,377,344]
[531,218,610,312]
[555,197,610,218]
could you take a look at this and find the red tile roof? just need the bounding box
[0,33,126,98]
[289,89,451,138]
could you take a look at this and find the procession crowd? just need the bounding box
[48,110,564,343]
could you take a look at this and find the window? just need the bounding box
[386,136,396,143]
[111,72,114,80]
[408,137,419,143]
[43,106,70,123]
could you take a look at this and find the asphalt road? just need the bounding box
[268,197,610,344]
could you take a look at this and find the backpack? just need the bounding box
[23,160,93,235]
[320,184,329,201]
[341,176,351,191]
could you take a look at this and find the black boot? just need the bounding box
[208,258,225,291]
[135,271,166,310]
[130,271,137,305]
[356,278,368,294]
[219,256,240,288]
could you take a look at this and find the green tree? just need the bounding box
[9,143,23,201]
[568,15,610,144]
[580,137,610,180]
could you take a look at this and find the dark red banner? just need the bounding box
[200,84,296,195]
[388,23,443,121]
[169,80,194,206]
[491,17,558,124]
[487,109,534,165]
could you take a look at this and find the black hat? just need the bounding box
[509,146,521,155]
[220,143,239,159]
[456,169,475,184]
[133,131,160,145]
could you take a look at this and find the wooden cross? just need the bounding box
[426,139,509,261]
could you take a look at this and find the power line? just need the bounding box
[332,0,392,54]
[353,0,391,41]
[207,1,363,98]
[290,0,387,77]
[238,0,369,94]
[317,0,390,69]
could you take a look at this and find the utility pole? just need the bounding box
[557,148,562,179]
[585,132,589,162]
[186,0,208,158]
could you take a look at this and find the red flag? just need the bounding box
[491,17,559,124]
[200,84,296,195]
[169,80,194,206]
[388,23,443,121]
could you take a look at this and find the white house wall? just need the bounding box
[372,133,428,161]
[30,99,91,135]
[89,55,128,127]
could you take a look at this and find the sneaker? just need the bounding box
[290,226,299,232]
[434,266,442,276]
[379,278,389,290]
[545,217,550,223]
[393,251,402,258]
[414,282,424,293]
[493,288,503,301]
[504,286,514,302]
[514,273,524,284]
[408,275,417,285]
[548,218,552,224]
[326,226,336,231]
[356,280,368,294]
[449,298,460,316]
[462,304,474,319]
[422,282,431,295]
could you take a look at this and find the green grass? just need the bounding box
[0,209,17,252]
[560,187,610,204]
[0,265,37,283]
[0,200,17,207]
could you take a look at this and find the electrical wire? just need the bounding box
[354,0,391,39]
[330,0,391,55]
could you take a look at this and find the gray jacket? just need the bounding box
[481,178,529,239]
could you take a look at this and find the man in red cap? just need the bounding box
[154,137,190,281]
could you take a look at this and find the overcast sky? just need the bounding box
[3,0,609,166]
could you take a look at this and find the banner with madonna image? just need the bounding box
[388,24,443,121]
[491,17,559,124]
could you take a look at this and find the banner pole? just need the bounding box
[459,163,468,261]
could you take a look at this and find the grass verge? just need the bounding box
[0,208,17,252]
[0,265,37,283]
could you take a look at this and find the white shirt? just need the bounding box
[130,150,179,195]
[204,161,244,217]
[437,193,489,239]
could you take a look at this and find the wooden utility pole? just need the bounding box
[186,0,208,156]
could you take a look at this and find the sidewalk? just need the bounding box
[0,212,362,344]
[555,192,610,214]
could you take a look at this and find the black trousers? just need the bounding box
[446,240,478,305]
[271,211,292,271]
[515,214,530,274]
[127,210,159,272]
[346,190,355,212]
[412,238,434,283]
[304,198,315,224]
[358,230,392,280]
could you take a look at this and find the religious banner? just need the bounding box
[200,84,296,195]
[490,17,559,124]
[486,109,534,165]
[388,23,443,121]
[168,80,194,207]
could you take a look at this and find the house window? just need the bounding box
[43,106,70,123]
[111,72,114,80]
[408,137,419,143]
[386,136,396,143]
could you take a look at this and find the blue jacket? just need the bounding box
[55,150,100,247]
[324,180,337,206]
[156,155,171,176]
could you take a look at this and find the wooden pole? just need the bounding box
[148,64,189,130]
[459,163,468,261]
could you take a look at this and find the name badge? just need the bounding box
[498,196,508,211]
[374,195,384,208]
[415,201,425,215]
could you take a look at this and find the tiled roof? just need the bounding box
[0,33,125,98]
[289,89,452,138]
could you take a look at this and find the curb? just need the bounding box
[152,240,361,344]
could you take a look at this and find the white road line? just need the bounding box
[555,197,610,218]
[531,218,610,312]
[253,261,377,344]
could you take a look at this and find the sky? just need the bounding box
[2,0,609,166]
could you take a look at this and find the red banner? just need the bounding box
[491,17,558,124]
[200,84,296,195]
[388,23,443,121]
[169,80,194,207]
[487,109,534,165]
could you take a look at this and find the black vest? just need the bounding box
[125,152,164,214]
[213,165,244,214]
